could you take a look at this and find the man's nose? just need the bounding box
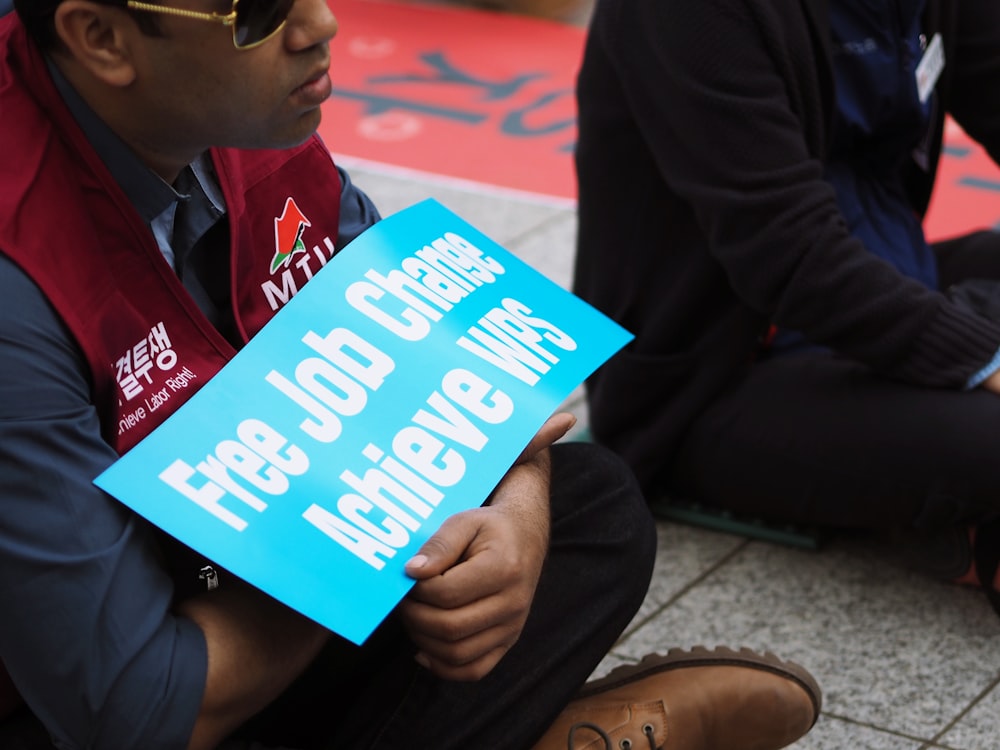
[284,0,339,51]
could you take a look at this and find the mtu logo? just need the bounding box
[261,196,336,312]
[271,197,312,273]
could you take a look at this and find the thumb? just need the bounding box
[516,412,577,465]
[404,512,477,579]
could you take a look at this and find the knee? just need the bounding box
[550,441,656,580]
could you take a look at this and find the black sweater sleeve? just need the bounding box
[948,0,1000,167]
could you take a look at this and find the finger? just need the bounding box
[417,644,511,682]
[514,412,576,465]
[404,511,483,580]
[405,541,521,608]
[399,587,523,642]
[404,562,509,610]
[412,629,519,681]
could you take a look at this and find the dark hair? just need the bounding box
[14,0,162,50]
[13,0,63,48]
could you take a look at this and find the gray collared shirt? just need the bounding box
[46,58,216,267]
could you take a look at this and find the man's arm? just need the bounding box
[335,165,381,250]
[179,583,330,750]
[398,413,575,681]
[0,256,207,748]
[0,256,329,749]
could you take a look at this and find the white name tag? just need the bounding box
[916,32,945,103]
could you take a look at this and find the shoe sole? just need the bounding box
[579,646,822,728]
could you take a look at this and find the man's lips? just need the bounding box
[293,65,333,105]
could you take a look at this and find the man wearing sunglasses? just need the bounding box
[0,1,822,749]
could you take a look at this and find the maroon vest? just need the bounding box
[0,17,343,453]
[0,16,347,715]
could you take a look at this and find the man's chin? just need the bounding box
[247,114,324,152]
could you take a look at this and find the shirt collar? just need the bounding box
[46,57,181,224]
[46,59,227,272]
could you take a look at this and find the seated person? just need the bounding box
[574,0,1000,604]
[0,1,821,748]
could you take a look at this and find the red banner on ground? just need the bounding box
[320,0,582,203]
[925,120,1000,241]
[321,0,999,235]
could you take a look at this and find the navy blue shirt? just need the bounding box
[0,65,380,747]
[824,0,935,285]
[771,0,935,354]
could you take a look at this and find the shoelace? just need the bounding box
[567,721,657,749]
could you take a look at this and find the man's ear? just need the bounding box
[52,1,138,87]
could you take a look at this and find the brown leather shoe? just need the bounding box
[531,646,821,750]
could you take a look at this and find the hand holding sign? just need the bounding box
[400,412,571,679]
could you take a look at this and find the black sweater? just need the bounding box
[574,0,1000,493]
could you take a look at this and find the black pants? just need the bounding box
[1,442,654,750]
[230,441,655,749]
[671,230,1000,533]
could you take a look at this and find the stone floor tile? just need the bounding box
[344,161,565,245]
[501,210,578,290]
[789,715,924,749]
[613,535,1000,741]
[938,679,1000,749]
[622,521,748,638]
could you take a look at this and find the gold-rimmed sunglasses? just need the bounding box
[124,0,295,49]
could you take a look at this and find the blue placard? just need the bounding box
[95,199,632,644]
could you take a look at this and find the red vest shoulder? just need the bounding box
[0,21,343,452]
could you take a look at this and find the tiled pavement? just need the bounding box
[346,160,1000,749]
